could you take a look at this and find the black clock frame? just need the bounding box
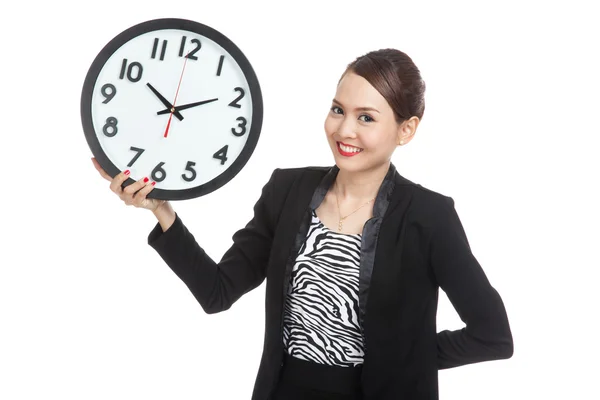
[81,18,263,201]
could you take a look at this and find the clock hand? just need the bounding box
[164,52,190,138]
[156,98,219,115]
[146,83,184,121]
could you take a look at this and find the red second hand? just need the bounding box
[164,53,190,138]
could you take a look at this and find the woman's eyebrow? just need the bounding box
[332,98,380,113]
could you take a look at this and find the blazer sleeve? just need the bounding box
[147,168,281,314]
[430,196,514,369]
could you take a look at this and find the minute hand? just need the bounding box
[157,98,219,115]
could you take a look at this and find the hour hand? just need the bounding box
[146,83,184,121]
[157,98,219,115]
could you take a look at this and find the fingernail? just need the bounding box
[143,177,149,183]
[151,182,156,186]
[124,170,130,175]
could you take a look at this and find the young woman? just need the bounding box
[92,48,513,400]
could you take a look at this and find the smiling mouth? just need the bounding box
[337,142,364,156]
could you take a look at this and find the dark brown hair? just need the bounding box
[342,48,426,124]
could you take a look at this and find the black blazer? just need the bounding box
[148,162,513,400]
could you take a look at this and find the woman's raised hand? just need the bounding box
[91,157,166,212]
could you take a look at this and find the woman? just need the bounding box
[92,48,513,400]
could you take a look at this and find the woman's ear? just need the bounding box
[397,116,419,145]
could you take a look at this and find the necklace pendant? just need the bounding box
[338,220,343,232]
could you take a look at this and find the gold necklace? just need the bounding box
[335,182,376,232]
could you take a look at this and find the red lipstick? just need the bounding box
[337,142,363,157]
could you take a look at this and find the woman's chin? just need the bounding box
[334,156,367,171]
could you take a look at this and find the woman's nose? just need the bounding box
[337,117,357,139]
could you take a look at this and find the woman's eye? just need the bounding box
[331,106,343,114]
[359,114,374,123]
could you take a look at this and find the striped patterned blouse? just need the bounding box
[282,209,365,367]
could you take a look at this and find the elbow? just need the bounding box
[201,302,231,315]
[478,326,514,361]
[492,331,514,360]
[478,336,513,363]
[500,322,514,359]
[203,306,222,315]
[501,337,514,359]
[193,293,232,315]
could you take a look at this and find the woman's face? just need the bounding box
[324,71,403,173]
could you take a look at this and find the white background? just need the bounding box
[1,0,598,398]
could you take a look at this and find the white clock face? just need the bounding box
[82,19,262,200]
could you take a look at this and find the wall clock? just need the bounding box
[81,18,263,200]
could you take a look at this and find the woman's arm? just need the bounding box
[147,168,281,314]
[152,201,176,232]
[429,196,514,369]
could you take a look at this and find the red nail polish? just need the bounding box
[143,177,149,183]
[151,182,156,186]
[124,170,130,175]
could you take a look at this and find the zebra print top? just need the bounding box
[282,209,365,367]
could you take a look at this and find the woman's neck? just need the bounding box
[334,161,390,202]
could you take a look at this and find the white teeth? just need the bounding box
[339,143,363,153]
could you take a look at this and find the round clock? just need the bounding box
[81,18,263,200]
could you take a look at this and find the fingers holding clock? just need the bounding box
[130,181,164,210]
[92,157,161,210]
[121,176,152,203]
[109,168,132,195]
[121,177,164,211]
[92,157,133,196]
